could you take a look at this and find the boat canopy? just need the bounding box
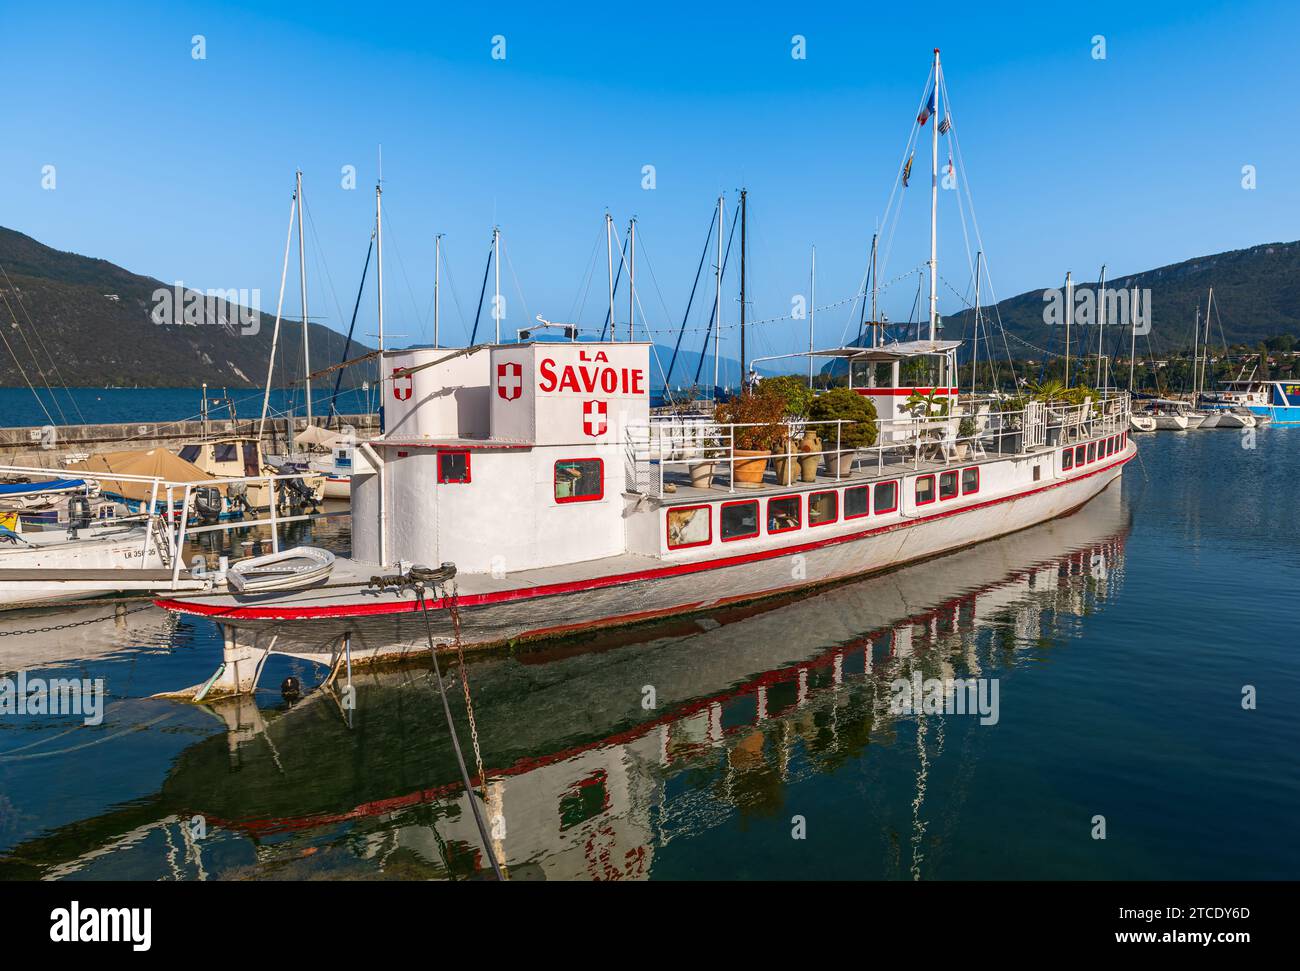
[69,448,214,502]
[753,340,962,366]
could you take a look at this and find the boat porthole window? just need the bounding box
[667,505,712,549]
[554,458,604,503]
[1074,445,1086,466]
[437,451,471,484]
[845,485,870,519]
[720,500,759,541]
[1087,442,1096,463]
[809,490,838,526]
[1062,449,1074,471]
[961,467,979,495]
[874,480,898,514]
[939,470,959,500]
[915,475,936,506]
[767,496,801,534]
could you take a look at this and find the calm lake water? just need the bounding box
[0,386,376,428]
[0,429,1297,880]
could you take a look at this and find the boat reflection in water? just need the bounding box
[8,483,1129,881]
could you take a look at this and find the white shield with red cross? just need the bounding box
[583,399,608,437]
[392,366,412,401]
[497,362,522,401]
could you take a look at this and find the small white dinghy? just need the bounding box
[227,546,335,594]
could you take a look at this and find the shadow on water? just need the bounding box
[0,482,1131,880]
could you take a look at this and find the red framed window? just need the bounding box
[554,458,604,503]
[766,495,801,534]
[939,470,959,501]
[436,450,471,484]
[809,490,838,526]
[874,480,899,514]
[845,484,870,519]
[666,504,712,549]
[720,500,759,542]
[1074,445,1086,466]
[915,474,936,506]
[396,450,410,458]
[1087,442,1096,463]
[961,466,979,495]
[1062,448,1074,471]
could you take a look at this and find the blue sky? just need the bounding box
[1,1,1295,380]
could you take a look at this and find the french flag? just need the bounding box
[918,87,936,125]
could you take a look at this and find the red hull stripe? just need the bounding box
[156,450,1132,621]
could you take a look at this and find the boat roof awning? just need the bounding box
[753,340,962,366]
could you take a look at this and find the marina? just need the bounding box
[2,3,1297,944]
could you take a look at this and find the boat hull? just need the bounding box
[164,452,1130,694]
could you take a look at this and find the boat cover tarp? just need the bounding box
[293,425,346,449]
[68,449,215,502]
[0,478,88,497]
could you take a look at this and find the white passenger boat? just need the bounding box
[153,50,1138,698]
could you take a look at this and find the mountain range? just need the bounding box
[2,226,1298,388]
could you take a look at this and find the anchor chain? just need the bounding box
[0,602,154,636]
[444,584,487,802]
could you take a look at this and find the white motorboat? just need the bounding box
[1129,414,1157,432]
[226,546,336,594]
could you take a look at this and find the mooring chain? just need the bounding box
[0,602,155,637]
[444,584,487,802]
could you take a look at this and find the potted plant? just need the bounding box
[760,375,814,485]
[955,414,978,459]
[715,390,785,487]
[808,388,878,477]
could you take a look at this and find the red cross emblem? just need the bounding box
[392,367,412,401]
[497,362,522,401]
[583,400,608,437]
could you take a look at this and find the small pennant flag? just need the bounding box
[917,87,936,125]
[938,114,951,134]
[902,153,914,187]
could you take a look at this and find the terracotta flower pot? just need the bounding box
[773,452,797,485]
[823,450,855,477]
[798,431,821,482]
[688,462,715,489]
[732,448,770,487]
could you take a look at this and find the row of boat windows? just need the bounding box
[1061,432,1126,471]
[665,466,983,550]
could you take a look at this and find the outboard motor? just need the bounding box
[67,494,92,538]
[193,486,224,525]
[226,480,250,518]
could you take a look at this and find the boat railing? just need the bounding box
[628,391,1131,497]
[0,463,330,590]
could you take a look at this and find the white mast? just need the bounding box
[1128,285,1138,392]
[1192,301,1201,401]
[433,234,442,349]
[606,213,615,339]
[1064,270,1073,386]
[1097,264,1107,388]
[259,191,297,441]
[928,48,940,344]
[628,217,636,342]
[970,250,982,397]
[714,194,722,396]
[493,226,501,343]
[296,170,312,426]
[1202,286,1215,394]
[808,246,816,389]
[376,181,384,356]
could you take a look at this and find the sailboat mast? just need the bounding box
[1096,264,1107,389]
[870,232,879,349]
[739,188,747,378]
[433,234,442,349]
[1202,286,1215,394]
[296,170,312,426]
[1128,286,1138,392]
[1064,270,1073,386]
[1192,301,1200,401]
[928,48,940,344]
[808,246,816,390]
[714,194,722,397]
[971,250,982,397]
[628,217,636,342]
[493,226,501,343]
[259,191,297,441]
[606,213,615,340]
[376,181,385,356]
